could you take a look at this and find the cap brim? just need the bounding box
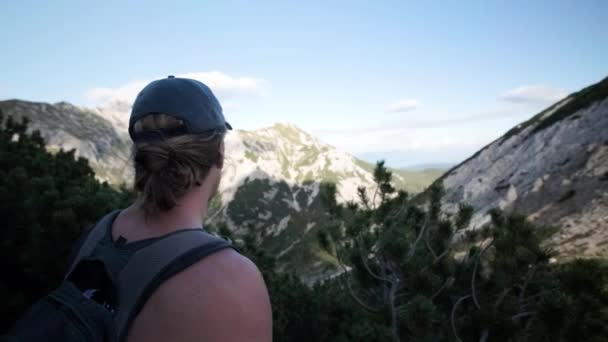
[225,122,233,130]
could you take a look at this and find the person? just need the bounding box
[106,76,272,341]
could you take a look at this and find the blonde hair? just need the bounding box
[132,114,223,216]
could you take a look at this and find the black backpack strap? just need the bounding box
[65,210,121,280]
[114,229,232,342]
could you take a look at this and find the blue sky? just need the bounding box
[1,0,607,167]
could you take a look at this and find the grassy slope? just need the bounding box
[226,177,337,280]
[355,158,445,193]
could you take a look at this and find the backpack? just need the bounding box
[2,210,232,342]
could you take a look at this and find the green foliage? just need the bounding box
[454,203,474,230]
[294,145,321,170]
[272,123,304,145]
[231,221,390,342]
[0,112,133,331]
[225,177,341,277]
[545,259,608,341]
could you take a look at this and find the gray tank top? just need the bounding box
[65,210,234,342]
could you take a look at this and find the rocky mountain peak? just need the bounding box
[94,100,132,133]
[438,76,608,260]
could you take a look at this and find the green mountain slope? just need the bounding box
[355,158,445,193]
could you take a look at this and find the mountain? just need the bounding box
[0,99,442,281]
[402,163,454,171]
[436,76,608,260]
[0,100,133,185]
[213,123,383,280]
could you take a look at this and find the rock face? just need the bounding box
[439,77,608,259]
[220,123,376,208]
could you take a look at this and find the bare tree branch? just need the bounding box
[493,288,512,309]
[518,265,537,309]
[471,239,495,309]
[358,187,371,210]
[523,314,536,335]
[511,312,536,321]
[389,279,401,342]
[386,198,409,222]
[479,328,490,342]
[407,217,429,259]
[372,185,379,210]
[431,277,454,300]
[433,248,450,264]
[356,237,392,283]
[336,256,382,313]
[424,226,438,259]
[471,255,482,310]
[379,255,391,304]
[420,247,451,274]
[451,295,472,341]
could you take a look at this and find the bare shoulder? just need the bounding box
[175,247,265,289]
[127,248,273,342]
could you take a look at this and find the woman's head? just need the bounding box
[127,76,232,217]
[132,113,224,216]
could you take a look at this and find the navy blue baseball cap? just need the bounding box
[128,75,232,142]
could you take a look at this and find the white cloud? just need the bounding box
[311,107,529,166]
[313,124,501,167]
[85,71,266,105]
[315,125,495,155]
[499,85,567,104]
[180,71,266,99]
[385,99,420,113]
[86,80,149,104]
[314,107,526,135]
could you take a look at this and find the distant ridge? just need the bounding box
[400,163,453,171]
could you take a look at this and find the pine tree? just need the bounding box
[317,161,596,341]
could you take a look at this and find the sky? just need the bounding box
[1,0,607,168]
